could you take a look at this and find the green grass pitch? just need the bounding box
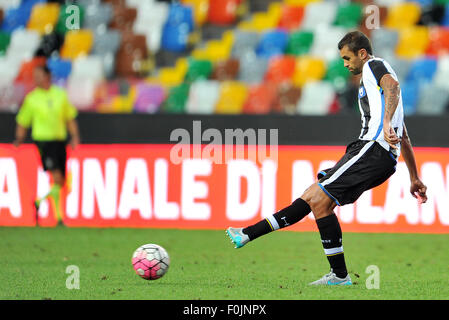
[0,227,448,300]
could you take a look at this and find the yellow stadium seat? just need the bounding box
[192,32,234,62]
[158,58,188,87]
[384,2,421,29]
[60,30,94,60]
[293,56,326,87]
[215,81,248,114]
[110,86,137,113]
[284,0,321,6]
[27,3,60,34]
[396,26,430,59]
[181,0,209,26]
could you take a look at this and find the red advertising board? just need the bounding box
[1,143,448,233]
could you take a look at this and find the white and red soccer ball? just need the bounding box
[132,244,170,280]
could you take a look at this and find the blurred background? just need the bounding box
[0,0,448,117]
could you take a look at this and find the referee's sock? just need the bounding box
[316,213,348,278]
[242,198,311,241]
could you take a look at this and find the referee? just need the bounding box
[14,65,80,225]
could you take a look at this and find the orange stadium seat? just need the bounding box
[278,4,304,31]
[208,0,240,25]
[243,82,277,114]
[426,27,449,57]
[264,55,296,84]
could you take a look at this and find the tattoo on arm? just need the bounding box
[380,75,400,122]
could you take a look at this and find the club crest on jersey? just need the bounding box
[358,86,366,98]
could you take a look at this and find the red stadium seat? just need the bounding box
[264,55,296,84]
[278,5,304,31]
[426,27,449,57]
[243,82,277,114]
[208,0,240,25]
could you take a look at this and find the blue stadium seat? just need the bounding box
[401,81,419,116]
[1,0,45,33]
[161,3,194,52]
[255,29,288,58]
[47,58,72,80]
[406,58,438,84]
[443,5,449,26]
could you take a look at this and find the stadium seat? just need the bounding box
[161,3,195,52]
[243,82,277,114]
[293,56,326,87]
[400,81,419,115]
[426,27,449,57]
[60,29,94,60]
[443,5,449,26]
[15,56,46,86]
[0,80,25,112]
[27,2,60,34]
[161,82,189,113]
[296,81,335,115]
[231,30,260,58]
[237,52,268,84]
[395,26,430,59]
[185,58,213,82]
[186,80,220,114]
[255,29,288,58]
[416,82,449,115]
[278,4,304,31]
[309,26,346,62]
[92,29,121,55]
[0,31,10,55]
[192,35,233,62]
[371,28,399,58]
[181,0,210,27]
[215,81,248,114]
[115,33,147,77]
[285,31,313,56]
[238,3,281,32]
[433,54,449,90]
[271,84,301,114]
[67,77,98,111]
[109,6,136,32]
[210,58,239,81]
[384,2,421,29]
[301,1,337,30]
[82,3,113,31]
[157,58,189,87]
[7,28,41,62]
[406,58,437,85]
[208,0,239,25]
[55,4,84,34]
[35,31,65,58]
[47,57,72,80]
[71,55,105,82]
[1,0,45,33]
[334,2,362,28]
[264,55,296,84]
[387,56,412,84]
[133,83,165,113]
[324,58,350,90]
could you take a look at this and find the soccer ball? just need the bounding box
[132,244,170,280]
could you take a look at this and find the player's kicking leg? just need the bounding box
[226,183,352,286]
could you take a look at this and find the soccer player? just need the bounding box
[14,65,80,225]
[226,31,428,285]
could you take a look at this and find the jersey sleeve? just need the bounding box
[16,96,33,128]
[63,91,78,121]
[367,60,390,87]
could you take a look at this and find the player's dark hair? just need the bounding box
[338,31,373,55]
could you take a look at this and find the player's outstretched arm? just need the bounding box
[401,122,427,203]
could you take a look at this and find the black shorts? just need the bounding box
[318,140,397,206]
[35,141,67,177]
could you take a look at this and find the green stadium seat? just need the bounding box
[184,59,213,83]
[285,31,314,56]
[55,4,85,34]
[162,83,189,113]
[324,59,350,91]
[334,3,362,28]
[0,32,10,56]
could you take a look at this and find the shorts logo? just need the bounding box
[359,86,366,98]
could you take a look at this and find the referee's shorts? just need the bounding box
[34,141,67,177]
[317,139,397,206]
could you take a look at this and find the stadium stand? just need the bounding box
[0,0,448,115]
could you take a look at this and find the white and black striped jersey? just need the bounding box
[358,57,404,156]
